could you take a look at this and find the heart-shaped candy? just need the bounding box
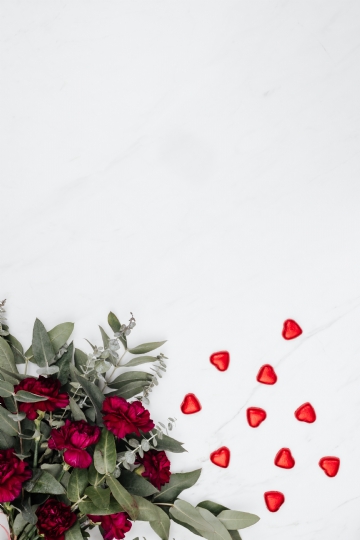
[210,446,230,468]
[210,351,230,371]
[274,448,295,469]
[264,491,285,512]
[246,407,267,428]
[257,364,277,385]
[282,319,302,339]
[294,402,316,423]
[319,457,340,477]
[180,393,202,414]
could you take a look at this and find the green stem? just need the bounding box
[33,440,39,468]
[154,503,174,507]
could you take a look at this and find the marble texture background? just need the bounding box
[2,1,360,539]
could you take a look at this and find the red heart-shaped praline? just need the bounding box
[264,491,285,512]
[180,393,202,414]
[319,457,340,477]
[257,364,277,385]
[210,446,230,468]
[247,407,267,428]
[274,448,295,469]
[210,351,230,371]
[295,402,316,423]
[282,319,302,340]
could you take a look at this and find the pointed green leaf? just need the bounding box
[229,532,242,540]
[27,470,65,494]
[106,475,139,520]
[119,469,159,497]
[0,405,19,435]
[26,322,74,360]
[197,507,232,540]
[85,486,110,509]
[150,433,186,454]
[153,469,201,503]
[123,356,158,368]
[128,341,166,355]
[88,462,105,487]
[99,326,110,349]
[67,468,89,502]
[108,312,121,333]
[0,431,15,449]
[69,397,86,421]
[217,510,260,530]
[56,342,73,385]
[0,380,14,397]
[132,495,162,521]
[65,520,83,540]
[197,501,229,516]
[110,371,153,386]
[150,506,170,540]
[0,367,27,381]
[169,514,201,537]
[13,512,28,536]
[79,499,124,515]
[8,334,24,354]
[106,382,148,400]
[32,319,55,367]
[15,391,48,403]
[0,337,17,375]
[73,370,104,424]
[94,428,116,475]
[169,500,212,537]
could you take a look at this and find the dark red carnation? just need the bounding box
[102,396,155,439]
[88,513,132,540]
[14,376,69,420]
[36,498,77,540]
[0,448,32,503]
[48,419,101,468]
[135,449,171,490]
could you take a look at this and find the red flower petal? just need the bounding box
[64,449,92,469]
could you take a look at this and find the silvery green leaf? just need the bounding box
[158,422,166,429]
[32,429,41,439]
[70,382,81,388]
[109,339,120,351]
[99,326,110,350]
[142,397,150,405]
[8,412,26,422]
[36,366,59,375]
[122,460,130,470]
[32,319,56,367]
[112,467,121,478]
[128,439,139,448]
[138,447,144,458]
[128,341,167,355]
[108,312,121,334]
[0,329,9,336]
[84,339,96,350]
[168,423,172,430]
[51,420,65,428]
[0,380,14,397]
[152,437,158,446]
[141,439,150,451]
[117,451,126,461]
[125,451,136,464]
[101,350,110,359]
[95,360,111,373]
[152,377,158,386]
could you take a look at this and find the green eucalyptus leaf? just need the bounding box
[79,499,123,516]
[132,495,162,521]
[197,507,232,540]
[13,512,28,536]
[73,370,104,424]
[15,391,48,403]
[56,342,73,385]
[197,501,229,516]
[69,397,86,421]
[27,470,65,494]
[8,334,24,355]
[229,532,242,540]
[106,475,139,521]
[0,405,19,435]
[153,469,201,503]
[150,506,170,540]
[119,469,159,497]
[110,371,153,387]
[0,431,15,449]
[217,510,260,530]
[106,382,148,400]
[65,520,83,540]
[84,407,96,422]
[169,500,212,537]
[99,326,110,349]
[32,319,55,367]
[85,486,111,509]
[123,356,158,368]
[128,341,166,355]
[0,337,17,375]
[94,428,116,475]
[149,432,186,454]
[68,468,89,502]
[108,312,121,333]
[0,380,14,397]
[0,367,27,381]
[26,322,74,360]
[88,462,105,487]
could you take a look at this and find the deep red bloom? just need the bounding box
[48,419,101,468]
[136,449,171,490]
[102,396,155,438]
[14,376,69,420]
[88,513,132,540]
[36,498,77,540]
[0,449,32,503]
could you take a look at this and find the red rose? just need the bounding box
[0,448,32,503]
[88,513,132,540]
[36,498,77,540]
[48,419,101,468]
[14,376,69,420]
[135,449,171,490]
[102,396,155,439]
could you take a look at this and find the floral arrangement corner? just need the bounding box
[0,299,259,540]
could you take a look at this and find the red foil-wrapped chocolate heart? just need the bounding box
[264,491,285,512]
[295,402,316,423]
[210,351,230,371]
[319,457,340,477]
[246,407,267,428]
[257,364,277,385]
[210,446,230,468]
[282,319,302,340]
[180,393,202,414]
[274,448,295,469]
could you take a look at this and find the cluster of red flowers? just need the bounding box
[0,377,172,540]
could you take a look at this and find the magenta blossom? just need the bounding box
[48,420,101,468]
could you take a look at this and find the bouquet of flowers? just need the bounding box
[0,300,259,540]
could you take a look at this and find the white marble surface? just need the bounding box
[2,1,360,539]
